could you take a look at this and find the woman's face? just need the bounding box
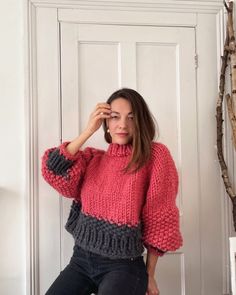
[106,98,134,145]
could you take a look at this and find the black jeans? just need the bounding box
[45,245,148,295]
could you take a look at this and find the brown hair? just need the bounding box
[102,88,158,173]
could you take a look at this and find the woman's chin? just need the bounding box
[112,136,131,145]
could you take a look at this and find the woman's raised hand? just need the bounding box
[85,103,111,135]
[65,103,111,156]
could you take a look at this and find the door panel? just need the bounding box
[59,23,199,295]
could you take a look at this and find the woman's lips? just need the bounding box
[116,133,128,137]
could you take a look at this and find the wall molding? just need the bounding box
[29,0,224,13]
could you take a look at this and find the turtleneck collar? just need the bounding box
[106,143,133,157]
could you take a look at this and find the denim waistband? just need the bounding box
[73,245,144,262]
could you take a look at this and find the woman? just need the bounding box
[41,88,183,295]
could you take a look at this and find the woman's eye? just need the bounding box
[128,116,134,120]
[111,116,118,119]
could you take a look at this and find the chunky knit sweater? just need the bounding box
[41,141,182,259]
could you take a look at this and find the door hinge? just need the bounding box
[195,54,198,69]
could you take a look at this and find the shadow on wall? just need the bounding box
[0,187,25,287]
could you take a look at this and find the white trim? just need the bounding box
[24,0,31,293]
[29,0,224,13]
[58,9,197,27]
[230,237,236,295]
[25,2,40,295]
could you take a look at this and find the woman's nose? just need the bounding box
[118,118,128,129]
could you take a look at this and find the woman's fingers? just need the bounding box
[94,103,111,114]
[93,107,111,118]
[96,102,111,109]
[85,102,111,134]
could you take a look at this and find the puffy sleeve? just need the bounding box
[141,142,183,257]
[41,141,100,200]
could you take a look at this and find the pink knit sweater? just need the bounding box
[41,141,183,258]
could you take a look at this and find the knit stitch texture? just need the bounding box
[41,141,183,258]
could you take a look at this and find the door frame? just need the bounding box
[24,1,230,294]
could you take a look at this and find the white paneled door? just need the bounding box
[60,23,198,294]
[35,6,223,295]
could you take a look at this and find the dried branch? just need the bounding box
[226,94,236,148]
[227,2,236,149]
[224,0,230,12]
[216,1,236,230]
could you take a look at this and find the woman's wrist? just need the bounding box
[82,128,94,137]
[146,249,158,278]
[66,131,92,156]
[147,269,155,277]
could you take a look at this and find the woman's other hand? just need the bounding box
[85,103,111,135]
[145,275,160,295]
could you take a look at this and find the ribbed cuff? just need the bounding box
[46,147,74,176]
[59,141,83,161]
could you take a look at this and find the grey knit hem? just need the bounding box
[65,200,82,234]
[65,203,144,259]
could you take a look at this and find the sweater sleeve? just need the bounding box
[141,142,183,257]
[41,141,99,200]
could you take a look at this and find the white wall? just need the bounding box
[0,1,26,295]
[0,0,232,295]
